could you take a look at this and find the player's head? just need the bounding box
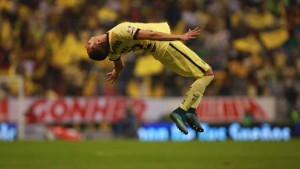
[86,34,109,61]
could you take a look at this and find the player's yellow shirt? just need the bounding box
[107,22,171,61]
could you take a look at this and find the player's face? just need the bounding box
[86,36,102,50]
[86,35,110,60]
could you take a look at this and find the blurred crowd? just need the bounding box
[0,0,300,99]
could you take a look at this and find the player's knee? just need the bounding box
[204,67,214,76]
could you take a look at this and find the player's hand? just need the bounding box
[180,27,201,41]
[107,69,120,84]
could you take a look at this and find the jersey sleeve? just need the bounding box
[109,22,141,41]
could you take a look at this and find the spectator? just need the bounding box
[0,0,299,101]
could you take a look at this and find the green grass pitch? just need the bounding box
[0,139,300,169]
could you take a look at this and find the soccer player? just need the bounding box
[86,22,214,135]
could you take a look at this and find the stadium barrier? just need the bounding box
[6,96,276,123]
[138,122,293,142]
[2,96,299,141]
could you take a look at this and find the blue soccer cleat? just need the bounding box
[170,108,188,135]
[186,109,204,132]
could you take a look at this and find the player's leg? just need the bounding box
[183,71,214,132]
[159,41,214,134]
[179,71,214,111]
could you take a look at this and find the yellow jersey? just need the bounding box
[107,22,171,61]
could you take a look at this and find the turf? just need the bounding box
[0,139,299,169]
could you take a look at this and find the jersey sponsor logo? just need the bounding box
[110,40,122,55]
[112,40,122,51]
[112,42,157,54]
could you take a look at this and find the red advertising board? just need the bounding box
[7,97,276,123]
[25,97,146,123]
[197,97,267,123]
[0,99,8,121]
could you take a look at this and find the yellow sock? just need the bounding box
[180,75,214,111]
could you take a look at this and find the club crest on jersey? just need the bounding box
[126,25,135,35]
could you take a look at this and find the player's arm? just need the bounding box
[135,27,201,41]
[107,58,124,84]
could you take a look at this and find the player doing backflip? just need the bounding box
[86,22,214,134]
